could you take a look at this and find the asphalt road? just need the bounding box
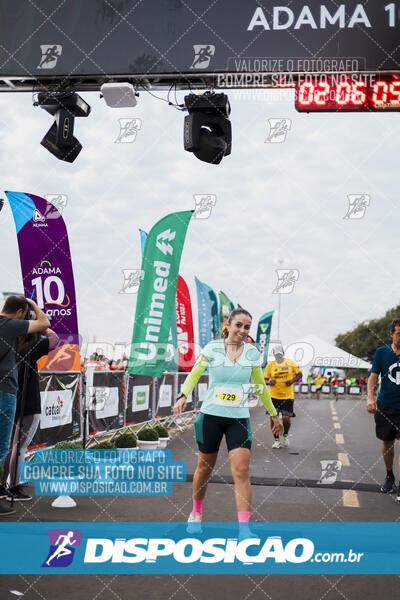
[1,397,399,599]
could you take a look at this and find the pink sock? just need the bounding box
[193,499,204,515]
[237,510,250,523]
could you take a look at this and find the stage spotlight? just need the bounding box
[35,91,91,163]
[183,92,232,165]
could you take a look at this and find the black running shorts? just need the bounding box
[267,398,295,417]
[375,404,400,441]
[194,413,252,453]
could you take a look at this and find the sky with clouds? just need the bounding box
[0,84,399,357]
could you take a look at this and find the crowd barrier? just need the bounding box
[31,371,205,449]
[294,383,365,396]
[125,374,154,425]
[31,372,367,449]
[31,371,81,448]
[88,370,125,436]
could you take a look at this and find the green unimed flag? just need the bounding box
[219,290,234,330]
[128,210,193,377]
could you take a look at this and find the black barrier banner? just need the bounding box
[348,385,362,395]
[0,1,399,80]
[30,372,81,448]
[300,384,309,394]
[321,384,331,394]
[338,385,346,395]
[195,374,209,410]
[154,373,175,418]
[125,374,153,425]
[177,372,194,412]
[88,371,125,435]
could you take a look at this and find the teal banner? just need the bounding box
[128,210,193,377]
[256,311,274,368]
[195,277,213,349]
[204,282,219,338]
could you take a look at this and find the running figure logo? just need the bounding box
[272,269,299,294]
[45,194,68,217]
[318,460,342,485]
[193,194,216,219]
[242,383,263,408]
[344,194,370,219]
[265,119,291,143]
[42,529,82,567]
[37,45,62,69]
[115,118,142,143]
[191,45,215,69]
[119,269,145,294]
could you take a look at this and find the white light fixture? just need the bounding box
[101,82,137,108]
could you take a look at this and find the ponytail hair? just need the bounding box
[220,308,252,339]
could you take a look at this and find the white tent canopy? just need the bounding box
[277,334,372,371]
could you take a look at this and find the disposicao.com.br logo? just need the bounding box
[3,522,387,574]
[82,535,363,567]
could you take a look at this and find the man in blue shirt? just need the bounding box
[367,319,400,496]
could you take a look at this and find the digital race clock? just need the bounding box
[295,74,400,112]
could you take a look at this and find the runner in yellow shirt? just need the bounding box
[314,373,325,400]
[264,346,302,448]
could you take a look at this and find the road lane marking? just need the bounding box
[342,489,360,507]
[334,422,341,429]
[336,433,344,444]
[338,452,350,466]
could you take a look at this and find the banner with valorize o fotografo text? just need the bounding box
[128,211,193,377]
[6,191,80,371]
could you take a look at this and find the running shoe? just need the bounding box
[0,501,15,516]
[187,512,202,534]
[6,485,32,501]
[280,435,289,448]
[0,485,8,499]
[271,439,281,449]
[380,473,395,493]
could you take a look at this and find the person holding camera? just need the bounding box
[0,295,49,515]
[2,326,58,500]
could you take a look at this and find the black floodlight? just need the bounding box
[183,92,232,165]
[35,91,91,163]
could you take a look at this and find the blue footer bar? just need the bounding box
[0,522,398,574]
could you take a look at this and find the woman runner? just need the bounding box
[173,308,283,535]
